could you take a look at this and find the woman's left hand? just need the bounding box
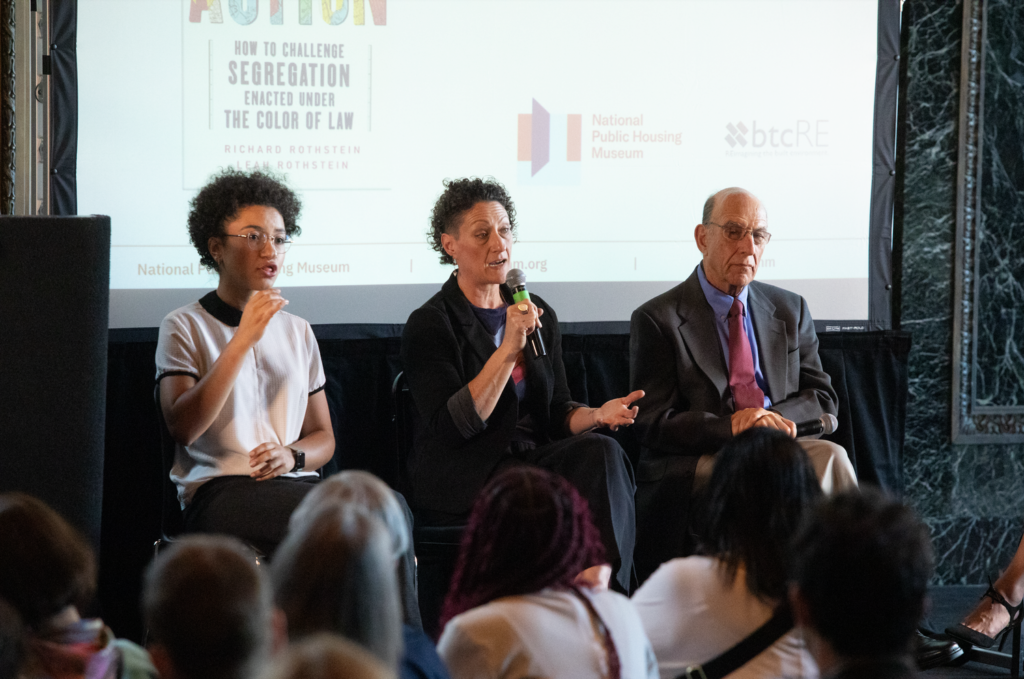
[249,443,297,481]
[592,390,645,431]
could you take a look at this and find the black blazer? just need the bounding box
[627,266,838,575]
[400,273,577,514]
[630,266,838,470]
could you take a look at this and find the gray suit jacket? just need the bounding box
[628,266,837,579]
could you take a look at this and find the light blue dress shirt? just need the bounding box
[696,264,772,408]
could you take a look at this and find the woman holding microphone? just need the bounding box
[401,177,642,592]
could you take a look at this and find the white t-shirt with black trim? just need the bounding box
[155,292,325,507]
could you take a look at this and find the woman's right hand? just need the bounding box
[501,299,544,354]
[235,288,288,349]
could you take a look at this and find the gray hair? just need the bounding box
[701,187,763,225]
[289,471,409,560]
[271,506,403,669]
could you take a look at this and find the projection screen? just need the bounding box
[78,0,893,331]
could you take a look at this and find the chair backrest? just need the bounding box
[391,372,413,497]
[153,384,184,539]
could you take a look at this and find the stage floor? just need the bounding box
[925,585,1015,677]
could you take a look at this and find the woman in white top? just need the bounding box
[631,428,823,679]
[437,467,658,679]
[155,169,335,557]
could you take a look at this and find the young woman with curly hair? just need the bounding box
[437,468,657,679]
[401,177,642,596]
[155,168,334,556]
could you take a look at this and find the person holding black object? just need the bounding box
[629,187,857,585]
[155,168,335,557]
[401,177,642,592]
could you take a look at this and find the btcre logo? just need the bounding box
[725,122,749,147]
[725,120,829,149]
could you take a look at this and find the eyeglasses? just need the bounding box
[706,222,772,246]
[223,232,293,253]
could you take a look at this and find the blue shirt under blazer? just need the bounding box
[629,264,838,582]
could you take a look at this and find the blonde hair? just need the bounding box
[259,634,395,679]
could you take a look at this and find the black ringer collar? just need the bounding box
[199,291,243,327]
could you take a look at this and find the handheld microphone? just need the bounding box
[505,268,547,358]
[795,413,839,438]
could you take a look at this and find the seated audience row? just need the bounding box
[2,444,932,679]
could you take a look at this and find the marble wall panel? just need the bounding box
[974,0,1024,410]
[902,0,1024,583]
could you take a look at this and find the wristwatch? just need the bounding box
[289,448,306,473]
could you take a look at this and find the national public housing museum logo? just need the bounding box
[517,99,582,186]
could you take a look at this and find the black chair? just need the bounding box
[392,372,466,639]
[153,384,184,558]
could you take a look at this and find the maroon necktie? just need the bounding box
[728,298,765,410]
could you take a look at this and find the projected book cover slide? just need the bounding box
[182,0,387,189]
[84,0,874,317]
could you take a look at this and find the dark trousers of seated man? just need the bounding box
[634,437,857,586]
[184,475,422,629]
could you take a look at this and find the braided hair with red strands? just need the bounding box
[440,467,606,628]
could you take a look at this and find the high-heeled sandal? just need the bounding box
[946,580,1024,650]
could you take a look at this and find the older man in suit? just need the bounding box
[629,187,857,584]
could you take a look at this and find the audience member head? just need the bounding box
[272,505,402,669]
[0,599,24,679]
[790,488,933,668]
[143,535,275,679]
[441,467,605,626]
[699,427,822,601]
[428,177,517,266]
[289,471,409,561]
[188,167,302,273]
[259,634,394,679]
[0,493,96,630]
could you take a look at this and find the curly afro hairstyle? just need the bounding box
[188,167,303,272]
[428,177,517,265]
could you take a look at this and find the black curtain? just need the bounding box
[99,326,909,641]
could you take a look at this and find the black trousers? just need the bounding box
[184,474,422,629]
[504,433,636,593]
[421,433,637,593]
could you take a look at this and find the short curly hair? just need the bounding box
[428,177,517,265]
[188,167,303,272]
